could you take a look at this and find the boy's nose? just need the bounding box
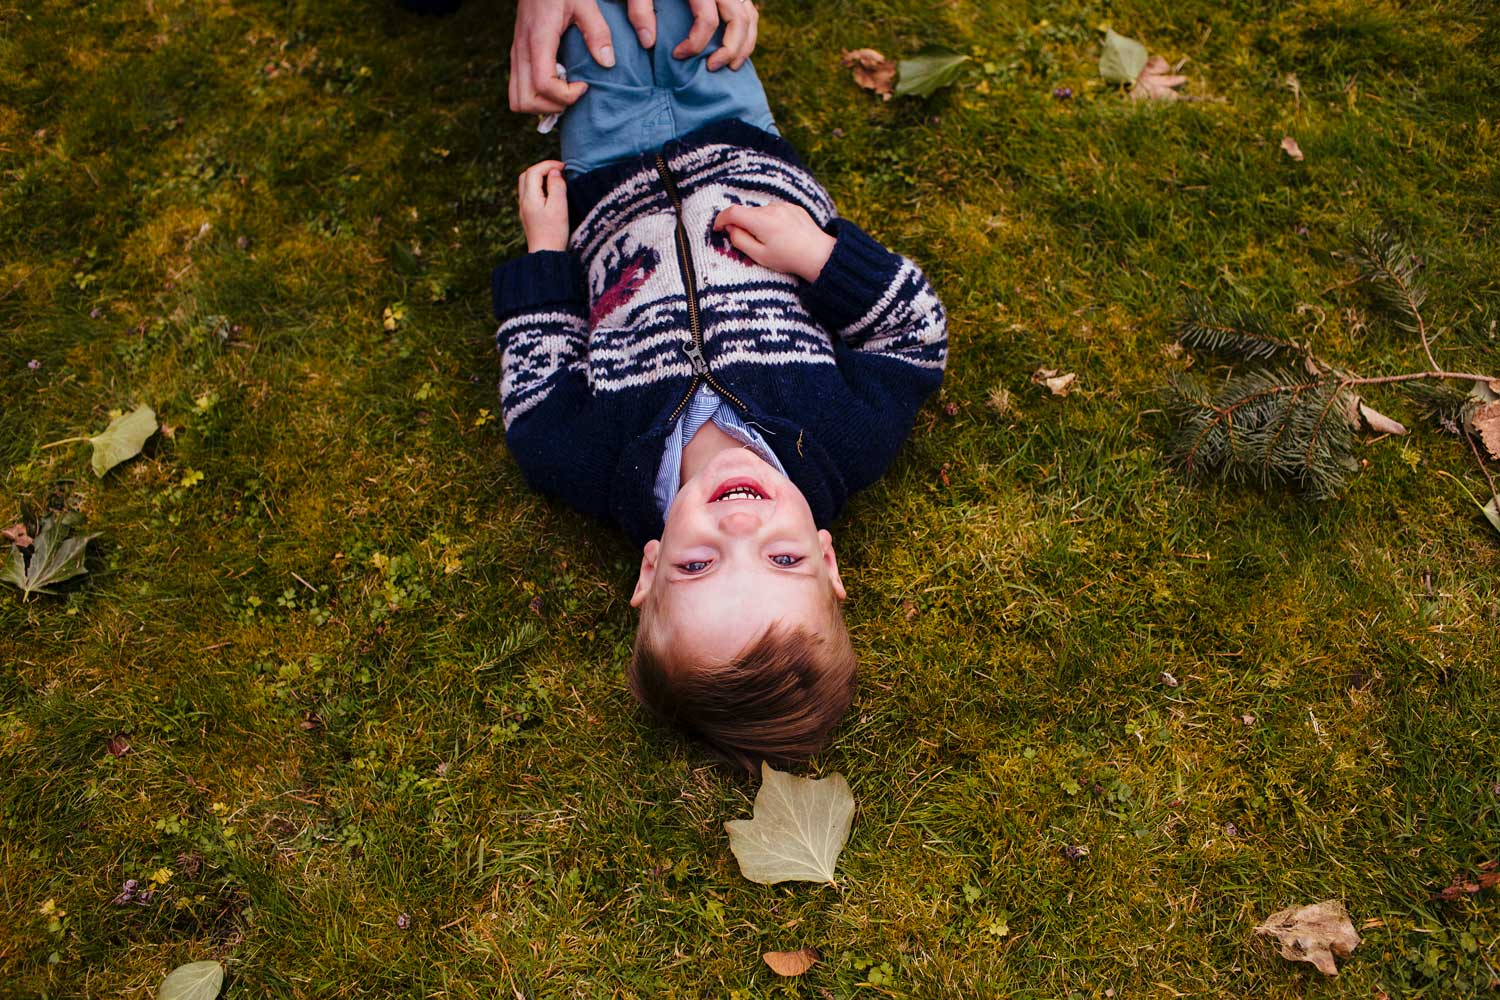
[717,510,761,536]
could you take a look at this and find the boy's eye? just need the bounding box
[678,560,711,574]
[769,554,803,567]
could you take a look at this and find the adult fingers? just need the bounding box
[708,9,746,71]
[571,0,616,68]
[673,0,719,59]
[509,35,522,111]
[626,0,656,48]
[528,31,586,110]
[737,7,758,70]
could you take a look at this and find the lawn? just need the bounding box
[2,0,1497,996]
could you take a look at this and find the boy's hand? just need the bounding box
[713,202,836,282]
[518,160,569,252]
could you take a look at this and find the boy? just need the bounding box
[493,0,947,771]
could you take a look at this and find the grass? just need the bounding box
[1,0,1497,996]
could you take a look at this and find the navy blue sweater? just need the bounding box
[491,120,948,546]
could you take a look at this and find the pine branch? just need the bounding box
[1175,300,1301,362]
[1351,227,1436,368]
[1167,368,1358,497]
[1164,232,1499,531]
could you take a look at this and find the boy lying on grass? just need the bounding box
[492,0,947,771]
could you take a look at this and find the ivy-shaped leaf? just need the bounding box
[1,512,97,598]
[724,764,854,884]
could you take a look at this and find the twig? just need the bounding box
[1461,429,1499,507]
[0,266,37,303]
[1345,370,1493,386]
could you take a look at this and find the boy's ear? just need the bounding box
[818,529,847,601]
[630,539,660,608]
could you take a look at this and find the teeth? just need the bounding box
[714,486,764,502]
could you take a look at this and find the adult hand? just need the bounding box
[677,0,759,72]
[509,0,658,114]
[714,203,835,282]
[519,160,570,252]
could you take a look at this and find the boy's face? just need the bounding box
[630,447,846,662]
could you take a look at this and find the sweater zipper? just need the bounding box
[655,152,748,422]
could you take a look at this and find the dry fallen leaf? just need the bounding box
[1031,369,1077,396]
[1470,400,1500,460]
[763,947,819,977]
[1255,900,1360,976]
[1433,862,1500,901]
[1281,136,1305,162]
[842,49,896,100]
[1132,54,1188,101]
[1358,401,1407,436]
[724,763,854,885]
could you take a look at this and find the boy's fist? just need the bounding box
[713,202,836,282]
[518,160,569,252]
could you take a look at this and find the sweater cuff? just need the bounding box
[491,251,587,320]
[798,219,900,332]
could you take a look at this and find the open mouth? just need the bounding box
[709,478,770,503]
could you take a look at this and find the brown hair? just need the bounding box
[629,615,857,773]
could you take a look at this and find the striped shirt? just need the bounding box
[653,383,788,517]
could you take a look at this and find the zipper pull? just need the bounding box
[681,343,708,375]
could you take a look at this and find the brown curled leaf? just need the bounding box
[763,947,819,977]
[842,49,896,100]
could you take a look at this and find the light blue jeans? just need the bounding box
[559,0,778,176]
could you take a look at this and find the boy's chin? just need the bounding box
[694,446,780,482]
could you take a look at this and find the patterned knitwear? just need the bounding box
[492,119,948,547]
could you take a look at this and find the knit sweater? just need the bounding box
[491,119,948,546]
